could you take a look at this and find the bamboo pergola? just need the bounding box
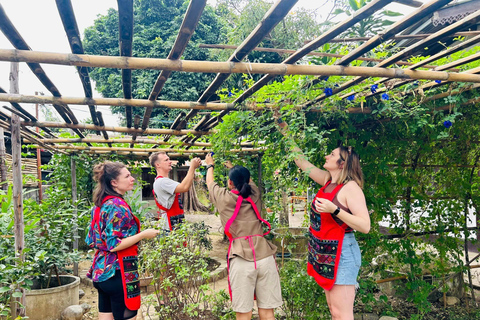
[0,0,479,158]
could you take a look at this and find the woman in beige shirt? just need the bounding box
[205,153,282,320]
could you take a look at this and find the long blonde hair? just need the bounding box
[335,146,364,189]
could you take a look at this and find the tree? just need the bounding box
[83,0,227,127]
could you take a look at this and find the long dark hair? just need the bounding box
[228,165,252,198]
[92,161,126,207]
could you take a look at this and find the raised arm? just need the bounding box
[174,157,202,193]
[274,114,330,186]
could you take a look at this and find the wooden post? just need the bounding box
[71,156,78,276]
[35,92,42,202]
[10,62,25,318]
[0,127,6,191]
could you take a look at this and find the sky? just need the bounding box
[0,0,425,125]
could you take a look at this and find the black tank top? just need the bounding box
[323,182,353,233]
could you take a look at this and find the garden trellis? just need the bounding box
[1,0,480,317]
[0,0,479,158]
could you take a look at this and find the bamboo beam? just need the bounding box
[117,0,134,128]
[5,49,480,82]
[175,0,298,144]
[311,0,454,86]
[201,0,408,130]
[0,93,238,110]
[349,34,480,100]
[71,156,78,276]
[0,4,86,140]
[55,0,99,127]
[0,127,6,190]
[25,137,260,147]
[10,61,25,319]
[305,8,480,107]
[29,144,264,154]
[21,121,214,135]
[143,0,208,129]
[199,44,459,70]
[311,30,480,43]
[393,0,423,7]
[336,0,454,67]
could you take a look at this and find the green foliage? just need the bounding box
[83,0,227,126]
[140,221,233,319]
[278,259,329,319]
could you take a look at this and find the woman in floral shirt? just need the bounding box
[86,161,159,320]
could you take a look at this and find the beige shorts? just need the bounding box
[229,255,283,313]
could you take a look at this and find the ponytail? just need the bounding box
[228,165,252,198]
[92,161,126,207]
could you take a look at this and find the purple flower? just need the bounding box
[370,84,378,93]
[381,93,389,100]
[228,91,233,97]
[435,80,442,84]
[324,87,333,97]
[346,95,355,101]
[443,120,452,128]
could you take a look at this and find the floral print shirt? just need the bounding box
[85,197,139,282]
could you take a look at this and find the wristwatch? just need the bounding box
[332,206,341,216]
[206,164,215,170]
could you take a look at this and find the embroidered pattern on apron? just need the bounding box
[308,236,338,280]
[122,255,140,299]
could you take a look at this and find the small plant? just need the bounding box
[139,221,232,319]
[278,259,329,319]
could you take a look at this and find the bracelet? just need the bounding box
[206,164,215,170]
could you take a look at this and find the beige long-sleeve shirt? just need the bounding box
[208,181,277,261]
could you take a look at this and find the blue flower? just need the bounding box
[294,177,298,182]
[324,87,333,97]
[435,80,442,84]
[228,91,233,97]
[381,93,389,100]
[413,81,419,86]
[346,95,355,101]
[323,76,329,81]
[443,120,452,128]
[370,84,378,93]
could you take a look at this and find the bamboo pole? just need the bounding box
[0,93,238,110]
[20,121,214,135]
[10,61,25,319]
[71,156,78,276]
[199,44,457,70]
[35,96,42,202]
[32,137,260,147]
[117,0,134,128]
[143,0,208,129]
[3,49,480,82]
[28,144,265,153]
[0,127,6,191]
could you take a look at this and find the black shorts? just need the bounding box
[93,270,138,320]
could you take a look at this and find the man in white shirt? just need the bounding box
[149,152,201,231]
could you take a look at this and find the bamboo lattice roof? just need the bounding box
[0,0,479,159]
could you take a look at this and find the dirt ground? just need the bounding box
[80,213,231,319]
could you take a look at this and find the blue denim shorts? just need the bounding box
[335,233,361,286]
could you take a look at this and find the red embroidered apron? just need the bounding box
[152,176,185,230]
[307,181,348,290]
[91,196,141,310]
[224,190,272,299]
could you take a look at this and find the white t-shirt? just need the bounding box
[153,176,180,209]
[153,177,180,230]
